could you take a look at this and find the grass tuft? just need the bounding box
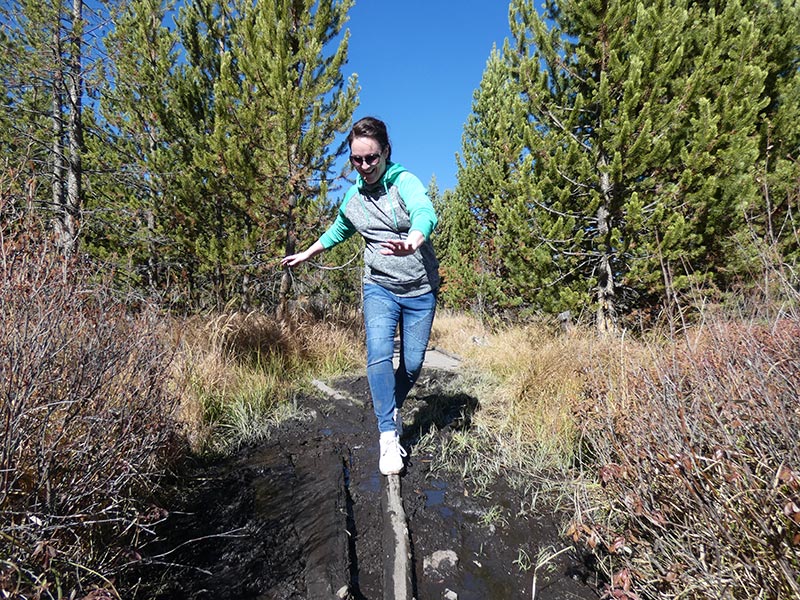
[172,309,362,452]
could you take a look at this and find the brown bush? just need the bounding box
[573,318,800,599]
[0,233,182,597]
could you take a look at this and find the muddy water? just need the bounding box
[123,370,598,600]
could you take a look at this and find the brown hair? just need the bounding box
[348,116,392,161]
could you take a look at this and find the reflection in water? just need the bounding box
[358,471,382,495]
[424,479,453,518]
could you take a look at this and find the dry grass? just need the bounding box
[463,325,584,473]
[171,308,363,452]
[428,313,622,495]
[431,308,799,599]
[4,217,795,599]
[429,309,492,357]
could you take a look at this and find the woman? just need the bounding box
[281,116,439,475]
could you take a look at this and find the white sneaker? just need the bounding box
[393,408,403,438]
[379,431,407,475]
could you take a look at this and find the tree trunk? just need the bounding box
[146,208,156,289]
[62,0,83,255]
[278,192,297,321]
[51,30,65,220]
[214,194,225,307]
[595,155,617,334]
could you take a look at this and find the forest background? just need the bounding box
[1,0,798,324]
[2,0,799,598]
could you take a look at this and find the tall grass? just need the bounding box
[5,218,794,599]
[430,312,610,494]
[172,308,363,453]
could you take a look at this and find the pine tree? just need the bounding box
[492,0,772,328]
[743,0,800,291]
[442,47,525,312]
[174,0,357,310]
[92,0,358,310]
[0,0,96,248]
[435,187,483,310]
[89,0,184,296]
[234,0,358,317]
[0,3,47,223]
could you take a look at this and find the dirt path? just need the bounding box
[126,352,599,599]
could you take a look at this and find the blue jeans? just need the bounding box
[363,284,437,433]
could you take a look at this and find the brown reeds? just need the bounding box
[572,317,800,599]
[1,233,182,598]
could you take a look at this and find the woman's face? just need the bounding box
[349,136,388,186]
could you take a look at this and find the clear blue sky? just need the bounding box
[336,1,514,194]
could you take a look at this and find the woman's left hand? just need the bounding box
[379,231,424,256]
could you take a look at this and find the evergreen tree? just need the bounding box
[489,0,773,328]
[89,0,184,297]
[0,2,48,224]
[221,0,358,315]
[442,47,525,312]
[93,0,357,310]
[0,0,96,252]
[427,174,440,206]
[743,0,800,291]
[435,187,482,310]
[164,0,244,307]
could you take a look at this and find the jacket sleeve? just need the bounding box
[319,189,358,249]
[396,171,438,240]
[319,210,356,249]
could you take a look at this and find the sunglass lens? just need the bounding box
[350,153,380,166]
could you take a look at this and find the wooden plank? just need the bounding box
[382,474,413,600]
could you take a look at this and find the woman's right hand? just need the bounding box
[280,240,325,268]
[280,251,309,268]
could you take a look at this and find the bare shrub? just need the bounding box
[572,318,800,599]
[0,233,182,597]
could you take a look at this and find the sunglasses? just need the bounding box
[349,152,382,167]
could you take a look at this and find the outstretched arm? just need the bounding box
[281,240,326,267]
[379,171,437,256]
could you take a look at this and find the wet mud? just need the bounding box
[125,367,599,600]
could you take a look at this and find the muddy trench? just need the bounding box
[124,359,599,600]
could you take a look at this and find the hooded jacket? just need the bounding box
[319,162,440,297]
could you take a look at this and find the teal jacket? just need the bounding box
[319,162,440,296]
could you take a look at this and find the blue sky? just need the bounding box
[336,1,514,194]
[81,0,514,195]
